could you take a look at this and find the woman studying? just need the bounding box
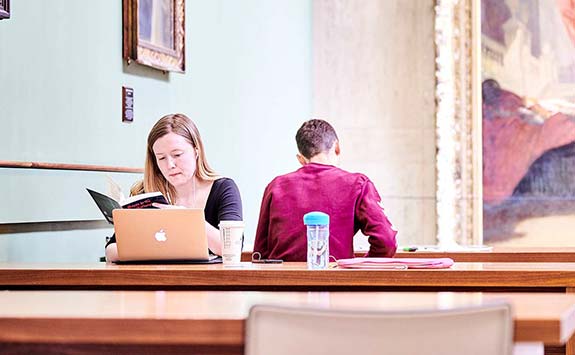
[105,113,243,262]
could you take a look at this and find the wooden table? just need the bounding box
[1,291,574,354]
[243,247,575,263]
[4,262,575,292]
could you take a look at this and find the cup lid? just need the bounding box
[303,211,329,225]
[219,220,245,228]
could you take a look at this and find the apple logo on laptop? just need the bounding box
[154,229,167,242]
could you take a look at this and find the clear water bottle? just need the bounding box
[304,211,330,270]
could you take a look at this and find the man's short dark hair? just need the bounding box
[296,119,339,159]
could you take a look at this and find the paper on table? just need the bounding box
[336,257,455,269]
[416,245,493,252]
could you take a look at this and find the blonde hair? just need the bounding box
[135,113,218,203]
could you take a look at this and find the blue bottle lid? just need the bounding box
[303,211,329,225]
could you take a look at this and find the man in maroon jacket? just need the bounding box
[254,119,397,261]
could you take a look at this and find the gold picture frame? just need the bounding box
[442,0,575,247]
[0,0,10,20]
[434,0,482,246]
[123,0,185,73]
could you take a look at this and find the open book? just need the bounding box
[87,188,169,224]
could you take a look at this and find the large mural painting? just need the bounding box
[482,0,575,245]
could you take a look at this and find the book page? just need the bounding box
[106,175,126,203]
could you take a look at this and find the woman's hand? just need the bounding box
[205,222,223,256]
[105,243,119,263]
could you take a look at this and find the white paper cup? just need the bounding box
[219,220,244,266]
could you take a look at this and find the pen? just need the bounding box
[402,247,418,252]
[252,259,283,264]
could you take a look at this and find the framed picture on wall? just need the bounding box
[123,0,185,73]
[436,0,575,248]
[0,0,10,20]
[480,0,575,247]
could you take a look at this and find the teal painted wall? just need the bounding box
[0,0,312,261]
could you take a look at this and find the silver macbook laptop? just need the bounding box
[112,209,219,263]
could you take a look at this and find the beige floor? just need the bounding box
[489,215,575,247]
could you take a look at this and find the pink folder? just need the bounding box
[336,257,455,269]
